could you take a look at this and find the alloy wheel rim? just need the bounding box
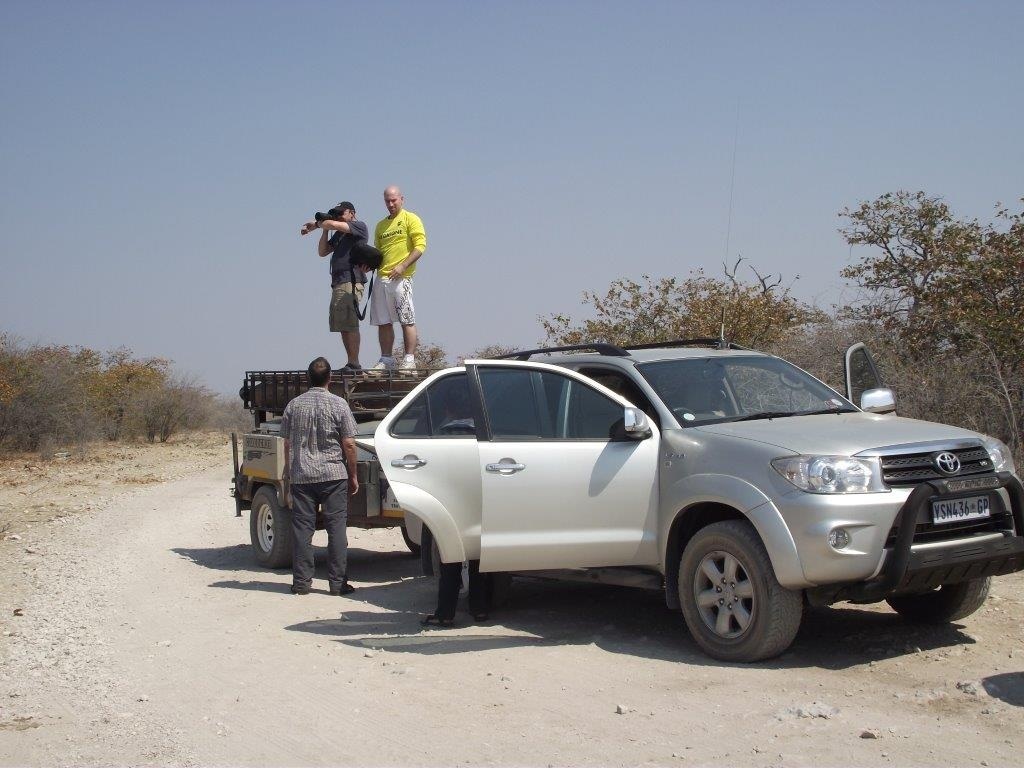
[694,549,755,639]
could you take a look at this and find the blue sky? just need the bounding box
[2,1,1021,393]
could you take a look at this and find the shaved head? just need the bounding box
[383,186,404,217]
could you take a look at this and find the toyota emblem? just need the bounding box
[933,451,961,475]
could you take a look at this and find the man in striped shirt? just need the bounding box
[280,357,359,595]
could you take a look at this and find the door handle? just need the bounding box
[485,461,526,474]
[391,455,427,469]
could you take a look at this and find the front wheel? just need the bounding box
[886,578,991,623]
[679,520,803,662]
[250,486,294,568]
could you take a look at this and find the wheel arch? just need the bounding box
[664,502,746,611]
[387,482,466,565]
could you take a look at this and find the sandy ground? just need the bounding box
[0,436,1023,767]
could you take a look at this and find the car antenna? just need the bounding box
[717,306,728,350]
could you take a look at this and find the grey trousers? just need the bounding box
[289,478,349,590]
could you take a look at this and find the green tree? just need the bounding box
[540,260,822,349]
[840,192,1024,453]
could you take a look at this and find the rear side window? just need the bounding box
[390,373,476,438]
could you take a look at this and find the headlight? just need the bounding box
[772,455,888,494]
[980,436,1016,474]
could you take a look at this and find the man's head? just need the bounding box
[308,356,332,387]
[335,201,356,223]
[383,186,404,217]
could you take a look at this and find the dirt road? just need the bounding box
[1,450,1023,766]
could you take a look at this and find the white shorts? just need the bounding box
[369,276,416,326]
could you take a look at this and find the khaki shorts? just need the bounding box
[329,283,364,333]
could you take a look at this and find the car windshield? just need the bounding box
[636,356,856,426]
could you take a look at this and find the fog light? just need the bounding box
[828,527,851,550]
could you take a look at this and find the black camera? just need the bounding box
[314,206,345,223]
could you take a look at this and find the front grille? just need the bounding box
[880,446,993,487]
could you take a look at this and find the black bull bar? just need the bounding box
[836,472,1024,603]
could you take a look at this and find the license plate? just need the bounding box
[931,495,991,525]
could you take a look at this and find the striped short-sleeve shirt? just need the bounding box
[279,387,357,484]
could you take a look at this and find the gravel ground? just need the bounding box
[1,439,1023,766]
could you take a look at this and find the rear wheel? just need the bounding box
[400,524,421,556]
[679,520,803,662]
[886,578,991,623]
[419,525,441,577]
[250,486,294,568]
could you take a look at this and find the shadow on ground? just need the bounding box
[982,672,1024,706]
[175,542,979,670]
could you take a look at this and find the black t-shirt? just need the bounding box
[329,220,369,286]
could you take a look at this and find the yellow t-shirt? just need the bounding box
[374,209,427,278]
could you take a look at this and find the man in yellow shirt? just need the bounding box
[368,186,427,373]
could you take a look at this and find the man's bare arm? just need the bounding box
[318,227,331,257]
[342,436,359,496]
[388,248,422,278]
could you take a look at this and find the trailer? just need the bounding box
[230,368,424,567]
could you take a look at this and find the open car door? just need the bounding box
[472,361,661,573]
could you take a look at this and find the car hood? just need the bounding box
[695,412,985,455]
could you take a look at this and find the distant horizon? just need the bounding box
[3,1,1021,394]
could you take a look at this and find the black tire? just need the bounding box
[886,577,991,623]
[249,486,294,569]
[678,520,803,663]
[400,524,421,556]
[419,525,441,578]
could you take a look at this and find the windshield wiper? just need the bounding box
[728,410,799,422]
[727,407,855,423]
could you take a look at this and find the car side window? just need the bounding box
[576,367,661,429]
[390,373,476,438]
[478,369,542,438]
[479,367,623,441]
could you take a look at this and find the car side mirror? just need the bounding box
[623,407,652,439]
[860,387,896,414]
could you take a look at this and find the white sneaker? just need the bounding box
[399,356,417,372]
[367,358,395,376]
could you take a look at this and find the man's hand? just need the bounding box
[389,262,406,279]
[300,220,319,236]
[349,477,359,496]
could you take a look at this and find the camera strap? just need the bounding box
[350,271,375,321]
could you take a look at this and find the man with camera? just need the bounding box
[368,186,427,373]
[300,202,369,372]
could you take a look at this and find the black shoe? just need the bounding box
[421,614,455,627]
[342,363,363,373]
[330,581,355,596]
[290,583,310,595]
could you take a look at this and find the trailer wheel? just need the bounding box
[886,577,991,623]
[250,486,294,569]
[400,524,421,556]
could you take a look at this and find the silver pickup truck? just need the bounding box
[372,340,1024,662]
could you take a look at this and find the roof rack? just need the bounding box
[492,338,751,361]
[626,338,750,351]
[491,343,630,361]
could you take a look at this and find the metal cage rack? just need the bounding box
[240,369,427,425]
